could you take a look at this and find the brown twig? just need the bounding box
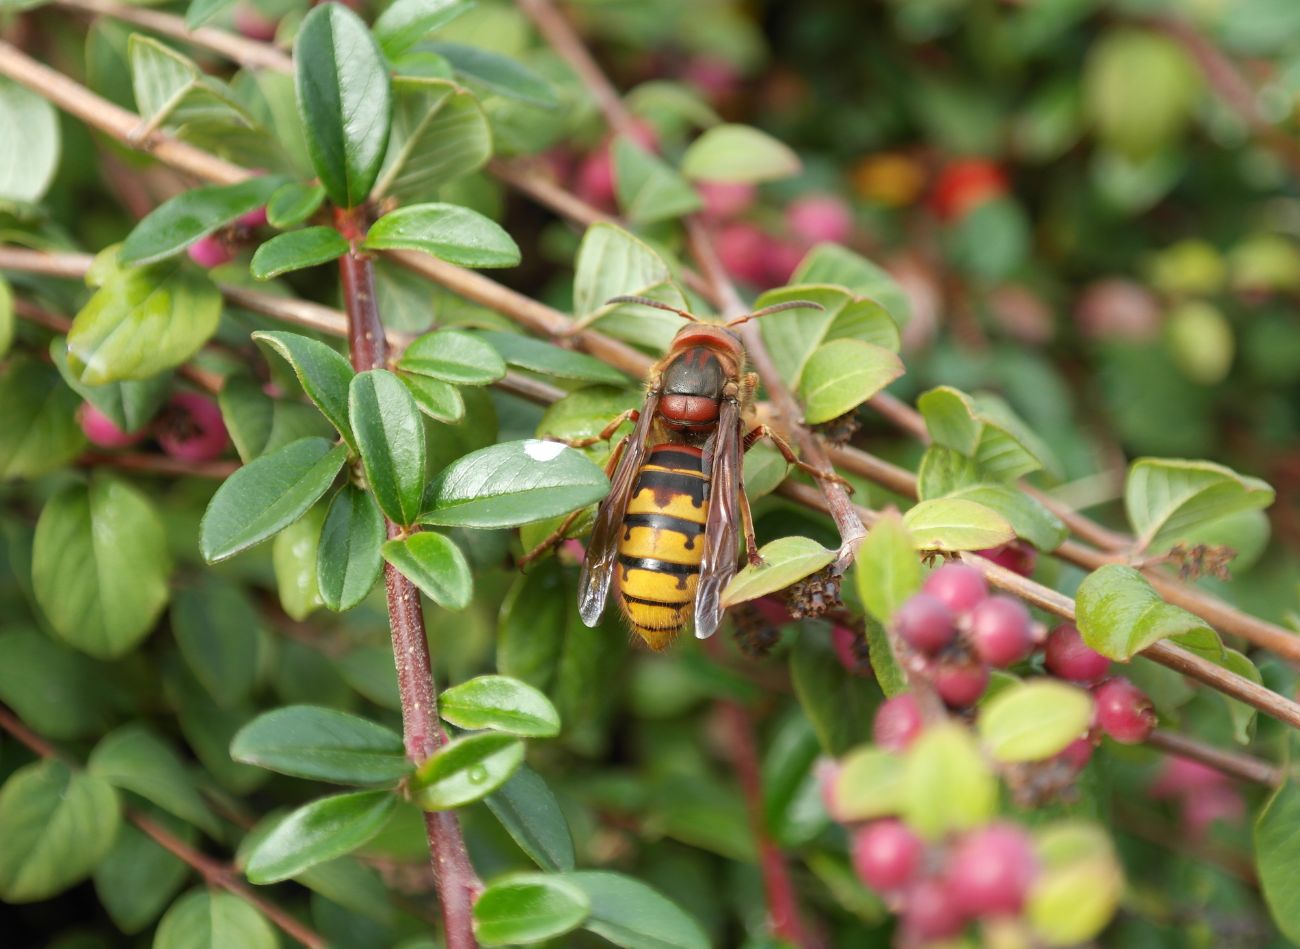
[334,207,480,949]
[0,707,326,949]
[77,451,239,479]
[1147,729,1284,788]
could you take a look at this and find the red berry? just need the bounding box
[714,222,771,286]
[1150,757,1229,799]
[967,596,1034,668]
[575,148,616,210]
[1094,677,1156,744]
[852,820,924,893]
[901,877,966,941]
[933,657,990,708]
[238,206,268,230]
[233,2,278,41]
[1181,786,1244,838]
[787,194,854,245]
[1043,623,1110,684]
[762,238,806,287]
[873,693,923,751]
[1058,738,1094,771]
[78,403,144,449]
[682,56,741,101]
[187,235,233,269]
[157,392,229,462]
[922,563,989,613]
[977,541,1038,577]
[930,159,1007,221]
[948,823,1038,918]
[697,181,757,221]
[832,625,869,677]
[895,593,957,655]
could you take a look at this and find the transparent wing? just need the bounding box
[694,398,743,639]
[577,388,660,627]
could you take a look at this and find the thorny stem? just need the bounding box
[0,707,327,949]
[334,207,481,949]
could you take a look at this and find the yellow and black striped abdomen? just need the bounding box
[616,444,710,650]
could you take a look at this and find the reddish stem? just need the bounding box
[334,207,481,949]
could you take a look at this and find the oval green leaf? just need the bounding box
[245,790,396,883]
[318,484,386,611]
[799,338,904,425]
[381,531,473,610]
[562,870,710,949]
[902,498,1015,552]
[200,437,348,563]
[374,0,474,58]
[441,675,561,738]
[853,509,921,626]
[720,536,836,608]
[680,123,801,183]
[350,369,427,526]
[832,746,905,822]
[1075,563,1217,661]
[266,181,326,229]
[475,330,629,385]
[230,705,412,785]
[120,176,282,266]
[251,226,348,280]
[1256,782,1300,944]
[88,723,220,836]
[485,766,575,872]
[473,873,590,947]
[902,724,996,840]
[154,889,278,949]
[421,439,610,529]
[253,330,356,450]
[400,371,466,423]
[398,328,508,385]
[978,681,1094,763]
[411,732,525,810]
[1125,457,1274,553]
[364,203,521,268]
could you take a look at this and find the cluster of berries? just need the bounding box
[79,391,229,463]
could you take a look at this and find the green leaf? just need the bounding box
[485,766,575,872]
[129,34,250,134]
[498,560,567,691]
[428,41,558,107]
[853,510,921,626]
[171,582,262,705]
[612,136,703,224]
[200,437,348,562]
[374,0,475,58]
[381,531,473,610]
[230,705,412,786]
[266,181,327,229]
[219,375,334,462]
[0,359,86,479]
[32,476,170,659]
[917,386,1055,481]
[791,244,912,326]
[88,724,220,836]
[251,226,349,279]
[0,76,60,203]
[422,439,609,528]
[1220,647,1263,744]
[253,330,357,451]
[473,873,590,947]
[756,285,899,394]
[902,498,1016,552]
[790,624,878,756]
[441,675,561,737]
[978,681,1093,762]
[0,760,120,903]
[186,0,237,30]
[1085,29,1199,160]
[573,223,689,351]
[799,339,904,424]
[476,330,628,385]
[93,814,192,934]
[1075,564,1216,661]
[1027,823,1125,947]
[901,724,996,840]
[295,2,393,207]
[350,369,427,526]
[376,78,492,201]
[0,276,12,359]
[398,328,508,384]
[68,256,221,385]
[273,505,326,620]
[1125,457,1274,553]
[49,338,170,435]
[563,870,710,949]
[0,628,113,739]
[365,203,520,268]
[1256,781,1300,944]
[940,482,1068,552]
[318,484,386,611]
[680,123,801,182]
[722,536,836,607]
[401,372,466,422]
[120,177,283,266]
[154,889,278,949]
[411,732,525,810]
[246,791,396,884]
[832,746,906,821]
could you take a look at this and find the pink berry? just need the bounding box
[873,693,923,751]
[832,625,870,677]
[697,181,756,220]
[901,877,966,942]
[787,194,853,245]
[977,541,1038,577]
[187,235,233,269]
[157,392,229,462]
[1181,786,1244,838]
[714,222,771,286]
[1094,678,1156,744]
[752,596,793,629]
[575,148,616,210]
[1058,738,1094,771]
[966,596,1034,668]
[682,56,741,101]
[233,2,278,41]
[762,238,806,287]
[78,403,144,449]
[1150,757,1228,799]
[895,593,957,655]
[933,657,990,708]
[948,823,1038,918]
[922,563,989,613]
[1043,623,1110,684]
[237,206,268,230]
[852,820,924,893]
